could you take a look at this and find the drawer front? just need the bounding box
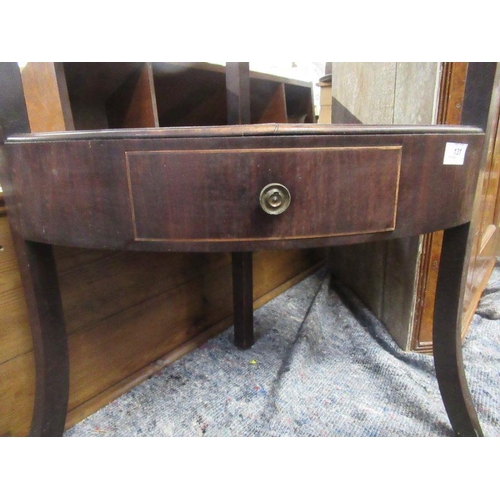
[126,146,402,242]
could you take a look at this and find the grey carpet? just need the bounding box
[65,259,500,437]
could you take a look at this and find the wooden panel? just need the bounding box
[331,63,397,124]
[329,63,442,350]
[126,146,401,242]
[284,82,314,123]
[63,62,150,130]
[106,63,159,128]
[478,119,500,237]
[328,240,386,317]
[152,63,229,127]
[65,259,234,409]
[381,236,422,349]
[57,251,229,335]
[0,215,32,364]
[20,62,74,132]
[0,246,324,436]
[250,81,287,123]
[393,63,440,124]
[464,66,500,335]
[0,351,34,437]
[412,230,444,350]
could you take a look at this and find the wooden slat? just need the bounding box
[251,82,287,123]
[328,241,386,318]
[106,63,159,128]
[63,62,147,130]
[411,230,444,351]
[284,82,315,123]
[20,62,74,132]
[331,63,397,124]
[226,62,251,125]
[0,352,35,437]
[57,251,231,335]
[381,236,422,349]
[0,216,33,364]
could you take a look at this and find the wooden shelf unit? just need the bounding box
[23,62,315,132]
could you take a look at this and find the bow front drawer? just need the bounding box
[126,146,402,243]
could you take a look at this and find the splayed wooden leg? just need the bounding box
[17,239,69,436]
[433,223,483,436]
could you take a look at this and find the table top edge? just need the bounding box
[5,123,485,144]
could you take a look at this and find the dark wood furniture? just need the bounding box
[0,62,322,436]
[0,115,486,436]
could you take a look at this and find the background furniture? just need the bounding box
[0,62,323,436]
[326,63,500,352]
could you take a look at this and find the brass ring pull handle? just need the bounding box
[259,183,291,215]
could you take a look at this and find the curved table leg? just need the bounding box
[16,239,69,436]
[433,223,483,436]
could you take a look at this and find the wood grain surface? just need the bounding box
[0,62,489,437]
[329,63,445,351]
[126,146,401,242]
[0,62,326,436]
[5,129,483,252]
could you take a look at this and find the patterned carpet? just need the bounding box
[65,260,500,437]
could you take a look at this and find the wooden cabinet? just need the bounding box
[415,63,500,350]
[326,62,500,352]
[0,62,323,436]
[327,63,441,351]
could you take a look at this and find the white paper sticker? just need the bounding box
[443,142,468,165]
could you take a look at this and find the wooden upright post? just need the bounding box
[226,63,255,349]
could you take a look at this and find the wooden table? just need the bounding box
[0,122,485,436]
